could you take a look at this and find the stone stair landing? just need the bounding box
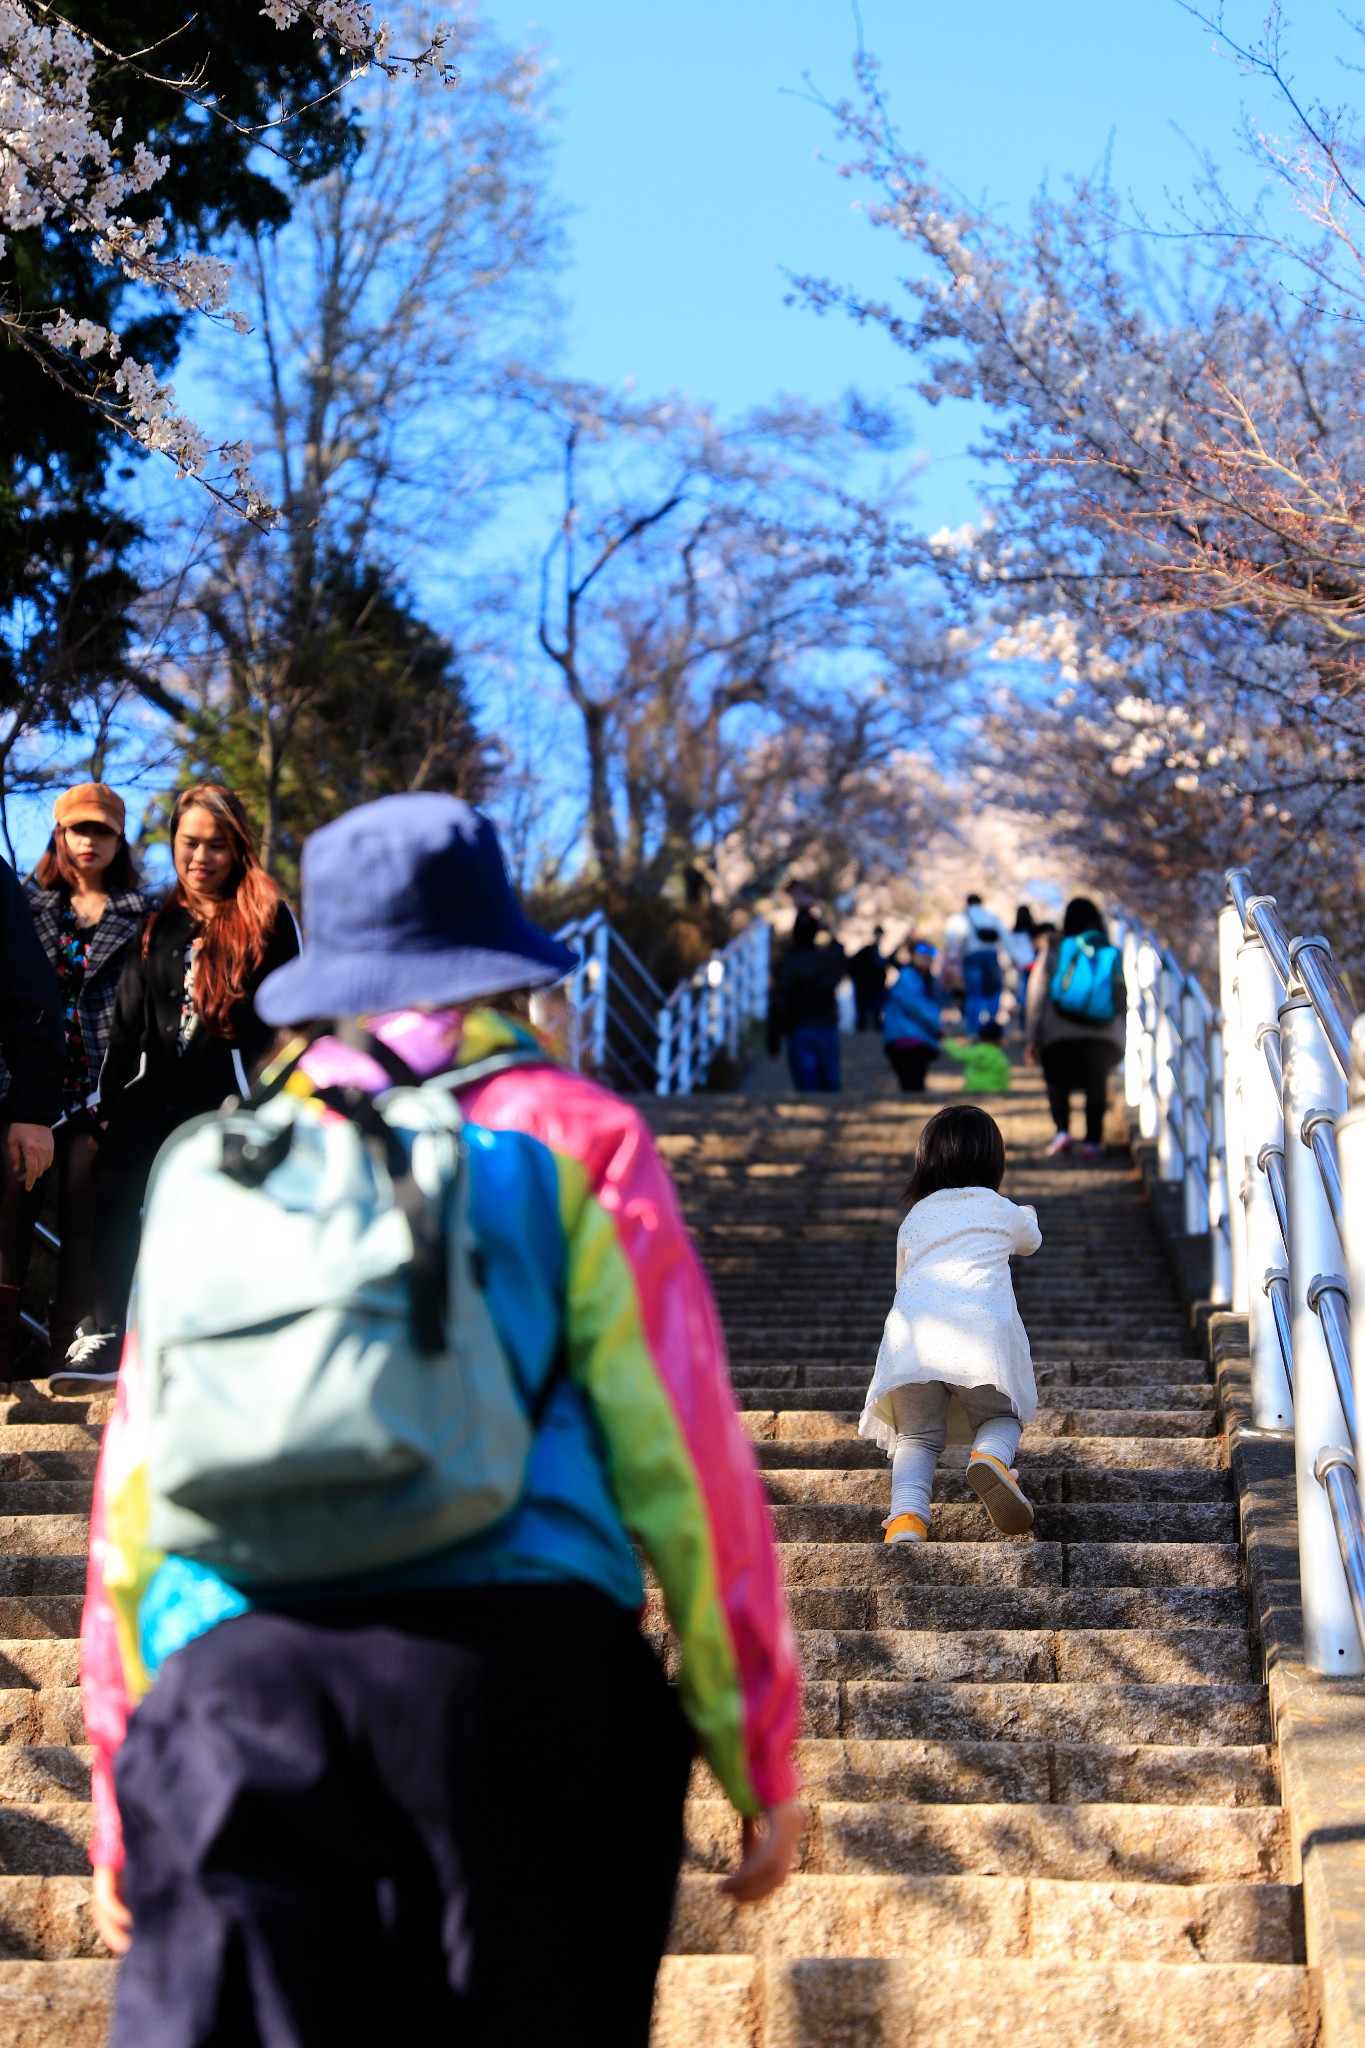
[647,1052,1319,2047]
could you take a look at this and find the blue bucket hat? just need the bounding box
[256,793,577,1026]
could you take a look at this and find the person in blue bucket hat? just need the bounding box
[82,792,804,2048]
[255,792,579,1022]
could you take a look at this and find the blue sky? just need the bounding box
[481,0,1343,531]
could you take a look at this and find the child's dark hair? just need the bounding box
[904,1104,1006,1206]
[978,1019,1004,1044]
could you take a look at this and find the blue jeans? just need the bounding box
[963,951,1003,1033]
[787,1025,841,1092]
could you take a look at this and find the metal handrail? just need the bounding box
[1220,869,1365,1673]
[552,910,770,1097]
[1128,875,1365,1672]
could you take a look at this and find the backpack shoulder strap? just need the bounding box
[435,1046,558,1095]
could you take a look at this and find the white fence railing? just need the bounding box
[1122,874,1365,1674]
[550,911,770,1096]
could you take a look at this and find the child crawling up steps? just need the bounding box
[860,1104,1042,1543]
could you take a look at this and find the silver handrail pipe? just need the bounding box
[1221,870,1365,1673]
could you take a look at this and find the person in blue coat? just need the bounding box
[883,944,945,1093]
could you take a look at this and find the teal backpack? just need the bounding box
[1048,931,1120,1023]
[135,1041,553,1587]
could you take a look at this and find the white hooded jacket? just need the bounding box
[859,1185,1042,1452]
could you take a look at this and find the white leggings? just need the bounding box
[889,1381,1023,1523]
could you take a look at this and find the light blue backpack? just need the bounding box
[135,1047,551,1586]
[1048,932,1120,1023]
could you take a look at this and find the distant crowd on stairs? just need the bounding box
[766,888,1128,1156]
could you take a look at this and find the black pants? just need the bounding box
[887,1041,936,1092]
[112,1585,694,2048]
[853,989,884,1032]
[91,1148,158,1331]
[0,1120,99,1308]
[1041,1040,1119,1145]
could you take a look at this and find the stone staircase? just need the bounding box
[648,1046,1320,2046]
[0,1044,1322,2045]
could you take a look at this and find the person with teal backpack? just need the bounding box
[1024,896,1126,1156]
[80,793,803,2048]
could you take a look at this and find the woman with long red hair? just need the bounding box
[52,785,299,1391]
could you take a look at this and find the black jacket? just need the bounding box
[99,898,300,1165]
[0,859,64,1125]
[768,940,847,1050]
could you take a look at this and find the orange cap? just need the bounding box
[53,783,125,836]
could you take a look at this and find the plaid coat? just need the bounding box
[25,886,157,1100]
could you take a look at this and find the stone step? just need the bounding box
[0,1748,91,1802]
[801,1679,1268,1746]
[647,1584,1251,1636]
[723,1736,1280,1806]
[682,1799,1289,1882]
[0,1689,84,1745]
[0,1961,117,2048]
[733,1380,1215,1411]
[743,1396,1221,1433]
[0,1876,97,1959]
[654,1626,1252,1686]
[767,1502,1238,1544]
[668,1871,1304,1965]
[0,1598,82,1639]
[0,1802,92,1875]
[0,1519,91,1557]
[0,1643,79,1688]
[767,1539,1242,1589]
[751,1434,1229,1470]
[651,1957,1319,2048]
[762,1466,1232,1503]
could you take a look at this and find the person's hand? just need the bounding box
[91,1864,132,1954]
[1023,1043,1040,1067]
[5,1122,53,1190]
[720,1800,805,1905]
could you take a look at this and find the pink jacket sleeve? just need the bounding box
[465,1066,802,1813]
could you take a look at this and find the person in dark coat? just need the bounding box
[52,784,299,1391]
[0,856,65,1368]
[767,911,846,1092]
[849,926,889,1032]
[1024,896,1126,1158]
[0,784,157,1372]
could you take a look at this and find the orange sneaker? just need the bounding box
[966,1453,1034,1535]
[882,1512,928,1544]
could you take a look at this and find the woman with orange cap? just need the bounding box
[0,784,155,1372]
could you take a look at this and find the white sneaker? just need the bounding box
[1046,1132,1073,1156]
[48,1324,122,1394]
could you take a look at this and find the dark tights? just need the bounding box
[887,1042,936,1093]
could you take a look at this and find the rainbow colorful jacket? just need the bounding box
[80,1012,802,1869]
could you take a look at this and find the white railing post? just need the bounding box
[1156,961,1184,1181]
[1207,1020,1233,1306]
[1339,1020,1365,1481]
[590,922,610,1072]
[677,987,694,1096]
[1136,941,1160,1139]
[1280,991,1363,1673]
[656,1003,673,1097]
[1181,982,1209,1233]
[1123,926,1145,1113]
[1219,905,1248,1313]
[1237,934,1294,1429]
